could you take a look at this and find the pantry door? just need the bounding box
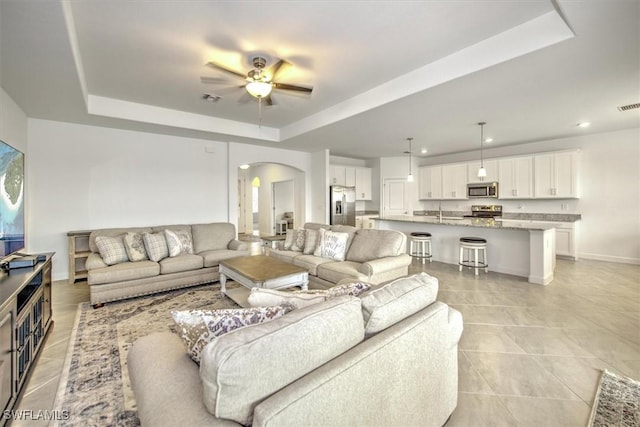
[383,178,409,216]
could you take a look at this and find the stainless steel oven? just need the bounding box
[467,182,498,198]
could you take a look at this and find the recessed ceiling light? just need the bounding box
[485,138,493,143]
[577,122,590,128]
[239,164,250,170]
[421,148,428,154]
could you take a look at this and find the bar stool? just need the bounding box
[409,232,432,264]
[459,237,488,275]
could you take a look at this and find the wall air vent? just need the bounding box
[617,103,640,112]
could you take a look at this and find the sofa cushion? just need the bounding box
[313,229,350,261]
[142,232,169,262]
[200,249,244,268]
[303,229,321,255]
[171,305,292,363]
[247,288,328,309]
[268,249,301,264]
[346,229,406,263]
[360,272,439,337]
[191,223,236,253]
[317,261,368,284]
[292,254,335,276]
[200,296,364,425]
[88,260,160,285]
[165,229,194,257]
[159,254,204,274]
[95,235,129,265]
[123,231,149,262]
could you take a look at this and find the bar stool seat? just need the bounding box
[409,232,432,264]
[459,237,488,275]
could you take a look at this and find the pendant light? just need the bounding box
[406,137,414,182]
[477,122,487,179]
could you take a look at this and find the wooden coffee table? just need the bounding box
[219,255,309,297]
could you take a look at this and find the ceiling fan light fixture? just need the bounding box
[246,81,272,98]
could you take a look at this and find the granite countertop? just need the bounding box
[413,210,581,222]
[377,215,556,231]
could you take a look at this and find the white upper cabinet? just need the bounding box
[533,151,579,198]
[354,167,372,200]
[330,165,346,186]
[498,156,534,199]
[467,159,498,183]
[418,166,442,199]
[330,164,372,200]
[441,163,468,199]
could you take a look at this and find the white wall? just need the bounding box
[310,150,329,223]
[416,128,640,264]
[28,119,229,280]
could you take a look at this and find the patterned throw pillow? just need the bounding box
[123,232,148,262]
[94,235,129,265]
[291,229,306,252]
[283,229,295,250]
[313,229,349,261]
[164,229,194,257]
[326,282,371,298]
[142,232,169,262]
[303,229,320,255]
[172,305,293,363]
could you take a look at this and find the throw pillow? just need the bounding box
[291,228,306,252]
[94,235,129,265]
[313,229,349,261]
[172,305,292,363]
[327,282,371,298]
[164,229,194,257]
[283,229,295,250]
[247,288,328,309]
[142,232,169,262]
[122,231,148,262]
[303,229,320,255]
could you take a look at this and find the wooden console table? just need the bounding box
[0,253,54,420]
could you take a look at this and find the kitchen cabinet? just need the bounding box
[534,151,579,198]
[467,159,498,183]
[554,222,578,260]
[418,166,442,199]
[498,156,534,199]
[330,165,372,200]
[441,163,468,199]
[354,167,372,200]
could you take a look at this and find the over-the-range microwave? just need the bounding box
[467,182,498,198]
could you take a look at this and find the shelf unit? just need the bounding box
[0,254,53,419]
[68,230,91,284]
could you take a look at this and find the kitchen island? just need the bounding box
[375,215,556,285]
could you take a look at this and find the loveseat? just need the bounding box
[85,223,249,306]
[268,222,412,289]
[128,273,463,426]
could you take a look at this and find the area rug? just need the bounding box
[51,283,240,427]
[589,369,640,427]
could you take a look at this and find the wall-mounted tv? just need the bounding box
[0,140,24,258]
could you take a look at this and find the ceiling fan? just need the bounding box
[201,56,313,106]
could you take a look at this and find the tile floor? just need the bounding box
[8,249,640,427]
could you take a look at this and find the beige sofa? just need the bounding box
[268,222,412,289]
[86,223,249,306]
[128,273,463,427]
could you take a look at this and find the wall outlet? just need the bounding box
[561,203,569,211]
[517,204,524,210]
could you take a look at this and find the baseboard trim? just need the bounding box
[579,252,640,265]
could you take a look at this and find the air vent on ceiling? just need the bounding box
[617,103,640,112]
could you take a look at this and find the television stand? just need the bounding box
[0,253,54,421]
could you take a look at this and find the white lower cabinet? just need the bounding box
[554,222,578,259]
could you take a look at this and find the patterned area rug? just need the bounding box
[51,283,240,427]
[589,369,640,427]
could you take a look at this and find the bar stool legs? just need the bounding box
[459,237,488,275]
[409,232,432,264]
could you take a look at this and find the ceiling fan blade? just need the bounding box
[205,61,247,80]
[268,59,288,81]
[200,76,229,84]
[264,95,275,106]
[273,82,313,93]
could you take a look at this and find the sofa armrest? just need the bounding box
[85,252,107,271]
[358,253,412,276]
[228,239,249,251]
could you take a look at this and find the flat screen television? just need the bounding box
[0,139,24,258]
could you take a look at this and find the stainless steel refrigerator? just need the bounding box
[330,186,356,226]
